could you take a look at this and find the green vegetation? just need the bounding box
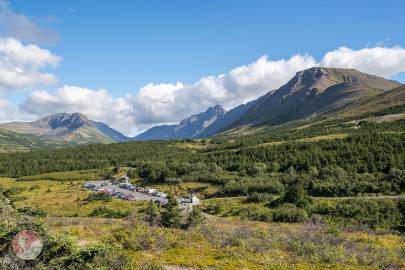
[84,192,112,202]
[17,169,104,181]
[89,206,129,218]
[0,108,405,268]
[161,193,182,228]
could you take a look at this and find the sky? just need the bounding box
[0,0,405,136]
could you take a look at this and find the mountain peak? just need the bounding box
[33,112,93,130]
[135,104,226,140]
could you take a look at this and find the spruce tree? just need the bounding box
[187,206,205,228]
[145,200,160,226]
[161,193,182,228]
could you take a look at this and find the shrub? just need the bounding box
[89,207,129,218]
[204,202,224,214]
[311,198,403,229]
[246,192,273,203]
[17,205,47,217]
[187,206,205,227]
[272,205,308,223]
[84,192,112,202]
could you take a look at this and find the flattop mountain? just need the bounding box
[0,112,130,145]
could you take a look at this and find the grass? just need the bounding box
[17,169,105,181]
[0,177,146,217]
[2,175,404,269]
[43,214,404,270]
[255,133,349,148]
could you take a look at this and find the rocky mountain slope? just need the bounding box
[134,105,226,140]
[0,113,130,145]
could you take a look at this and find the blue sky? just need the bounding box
[1,0,405,134]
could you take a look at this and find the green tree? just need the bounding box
[283,175,309,208]
[145,200,160,226]
[187,206,205,227]
[161,193,182,228]
[127,168,138,179]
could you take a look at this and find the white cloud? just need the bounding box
[20,85,134,134]
[129,54,317,125]
[0,98,35,122]
[320,46,405,77]
[0,0,58,44]
[0,37,61,95]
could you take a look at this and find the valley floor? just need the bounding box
[1,177,404,270]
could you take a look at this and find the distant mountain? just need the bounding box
[135,68,402,140]
[228,67,401,129]
[93,122,131,142]
[195,99,258,138]
[0,112,130,145]
[134,105,226,140]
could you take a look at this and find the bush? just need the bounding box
[223,178,284,196]
[89,207,129,218]
[84,192,112,202]
[246,192,273,203]
[237,205,273,222]
[17,205,47,217]
[204,202,224,214]
[311,198,403,229]
[272,204,308,223]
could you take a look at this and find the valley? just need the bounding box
[1,68,404,269]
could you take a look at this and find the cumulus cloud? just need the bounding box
[20,85,135,134]
[320,46,405,77]
[17,46,405,136]
[0,37,61,95]
[129,54,317,125]
[0,98,34,122]
[0,0,58,44]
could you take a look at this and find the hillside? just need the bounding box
[0,128,65,152]
[0,113,130,146]
[339,85,405,118]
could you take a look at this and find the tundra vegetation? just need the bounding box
[0,117,404,269]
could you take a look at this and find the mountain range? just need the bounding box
[135,67,402,139]
[0,67,404,151]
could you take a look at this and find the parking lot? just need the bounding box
[84,180,191,207]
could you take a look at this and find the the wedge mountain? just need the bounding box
[229,67,401,128]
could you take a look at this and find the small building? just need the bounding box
[119,175,130,183]
[190,193,200,205]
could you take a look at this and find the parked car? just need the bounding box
[147,188,157,194]
[112,191,124,197]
